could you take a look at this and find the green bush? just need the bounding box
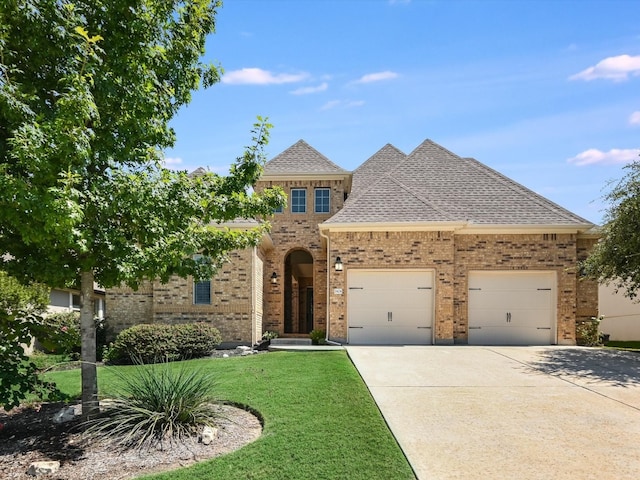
[83,360,220,449]
[576,316,602,346]
[40,312,81,355]
[106,323,222,364]
[309,329,326,345]
[173,323,222,359]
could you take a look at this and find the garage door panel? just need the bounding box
[468,326,551,346]
[348,326,432,345]
[468,271,556,346]
[348,270,433,345]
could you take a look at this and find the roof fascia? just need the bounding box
[319,222,595,235]
[260,173,352,183]
[319,221,466,233]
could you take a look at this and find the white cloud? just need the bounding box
[353,71,399,84]
[163,156,183,167]
[222,68,309,85]
[567,148,640,166]
[320,99,365,111]
[630,111,640,125]
[290,82,329,95]
[320,100,342,111]
[569,54,640,82]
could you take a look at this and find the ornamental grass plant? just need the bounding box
[83,359,220,450]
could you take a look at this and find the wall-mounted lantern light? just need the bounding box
[334,256,343,272]
[271,272,278,284]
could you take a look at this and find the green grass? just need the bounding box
[604,340,640,351]
[28,352,78,372]
[44,351,416,480]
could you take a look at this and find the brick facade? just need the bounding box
[324,230,598,344]
[105,247,266,345]
[255,178,347,336]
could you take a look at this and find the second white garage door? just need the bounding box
[347,270,434,345]
[468,271,556,345]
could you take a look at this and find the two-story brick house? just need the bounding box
[107,139,598,346]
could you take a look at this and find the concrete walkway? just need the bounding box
[346,346,640,480]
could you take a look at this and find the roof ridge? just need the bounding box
[463,157,592,225]
[387,175,457,222]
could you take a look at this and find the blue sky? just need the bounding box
[164,0,640,225]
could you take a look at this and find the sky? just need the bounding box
[164,0,640,225]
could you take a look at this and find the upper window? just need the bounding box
[314,188,330,213]
[273,205,283,214]
[291,188,306,213]
[194,280,211,305]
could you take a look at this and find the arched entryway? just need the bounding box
[284,250,314,334]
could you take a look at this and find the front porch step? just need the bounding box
[270,338,312,346]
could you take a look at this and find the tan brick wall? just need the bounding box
[325,231,598,345]
[327,231,455,343]
[454,233,583,345]
[576,237,599,323]
[256,178,346,336]
[105,248,259,345]
[106,281,154,335]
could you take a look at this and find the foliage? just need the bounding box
[45,352,415,479]
[0,271,61,410]
[582,161,640,299]
[575,316,603,347]
[309,329,326,345]
[0,0,285,415]
[105,323,221,364]
[173,323,222,359]
[261,330,279,341]
[40,312,82,356]
[83,360,220,449]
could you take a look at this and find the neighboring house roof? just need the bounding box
[324,139,593,229]
[263,140,349,176]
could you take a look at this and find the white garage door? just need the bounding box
[347,270,434,345]
[468,271,556,345]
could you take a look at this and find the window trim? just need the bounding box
[314,188,330,213]
[291,188,307,214]
[193,279,212,305]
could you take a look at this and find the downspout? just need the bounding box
[319,228,341,346]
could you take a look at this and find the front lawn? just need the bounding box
[604,340,640,351]
[44,351,415,480]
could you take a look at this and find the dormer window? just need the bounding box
[315,188,330,213]
[291,188,306,213]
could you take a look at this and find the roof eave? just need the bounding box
[319,221,595,235]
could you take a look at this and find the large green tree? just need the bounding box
[0,0,284,417]
[583,160,640,299]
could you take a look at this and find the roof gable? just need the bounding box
[263,140,348,176]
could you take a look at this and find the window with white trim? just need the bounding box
[291,188,306,213]
[314,188,330,213]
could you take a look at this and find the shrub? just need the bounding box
[40,312,81,355]
[173,323,222,359]
[261,330,279,341]
[106,323,222,364]
[106,324,178,364]
[83,360,221,449]
[309,329,326,345]
[576,316,603,346]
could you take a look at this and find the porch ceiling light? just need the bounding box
[334,256,343,272]
[271,272,278,284]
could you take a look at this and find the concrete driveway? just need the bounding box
[346,346,640,480]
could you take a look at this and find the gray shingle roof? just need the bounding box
[326,139,592,227]
[264,140,348,175]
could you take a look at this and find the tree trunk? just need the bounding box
[80,270,98,420]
